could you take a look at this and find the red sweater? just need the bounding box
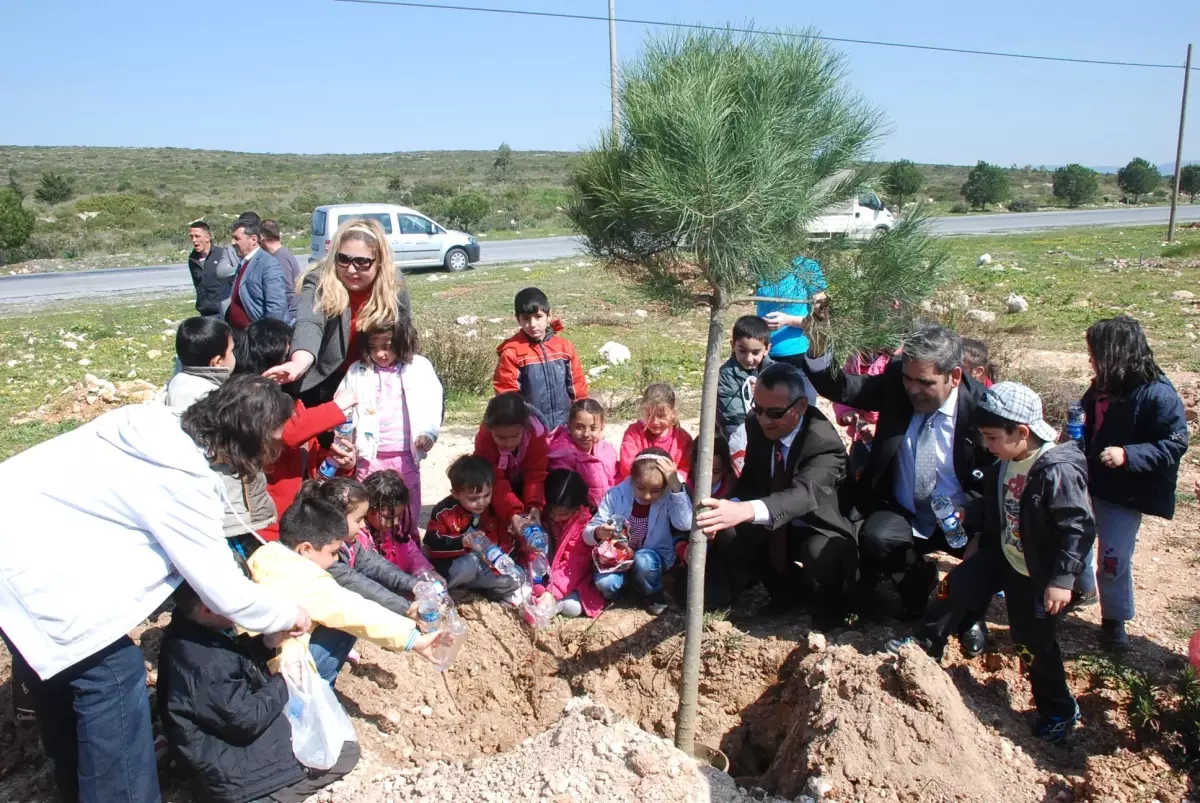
[473,423,549,523]
[617,421,694,483]
[260,399,348,541]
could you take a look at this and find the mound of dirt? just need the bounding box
[755,643,1048,801]
[323,696,789,803]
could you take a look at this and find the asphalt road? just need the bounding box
[2,205,1199,306]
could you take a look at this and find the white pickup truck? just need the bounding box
[807,187,895,240]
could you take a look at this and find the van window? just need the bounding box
[312,209,327,237]
[858,191,882,211]
[399,214,434,235]
[337,212,394,234]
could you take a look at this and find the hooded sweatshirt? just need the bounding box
[493,319,588,431]
[161,366,230,410]
[0,404,298,680]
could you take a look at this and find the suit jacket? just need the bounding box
[187,246,237,316]
[735,406,855,542]
[225,249,288,324]
[806,356,994,525]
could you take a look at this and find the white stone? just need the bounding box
[1005,293,1029,314]
[949,292,971,311]
[146,349,162,360]
[61,341,77,350]
[78,358,92,366]
[598,341,631,365]
[588,365,609,378]
[633,309,649,318]
[966,309,997,324]
[977,253,992,266]
[1172,290,1196,301]
[456,315,479,326]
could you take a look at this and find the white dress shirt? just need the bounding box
[747,418,804,528]
[894,386,967,537]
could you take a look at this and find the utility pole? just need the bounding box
[608,0,619,143]
[1168,43,1192,243]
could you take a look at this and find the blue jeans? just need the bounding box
[14,635,160,803]
[1092,497,1143,621]
[309,626,358,687]
[594,549,664,599]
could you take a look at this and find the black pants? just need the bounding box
[859,506,966,574]
[268,741,361,802]
[727,522,857,610]
[918,545,1076,721]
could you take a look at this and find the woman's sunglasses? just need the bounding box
[749,395,803,420]
[335,252,376,270]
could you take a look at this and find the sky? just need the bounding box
[1,0,1197,167]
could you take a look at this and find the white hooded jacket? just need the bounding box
[0,404,298,679]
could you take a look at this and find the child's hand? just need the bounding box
[414,435,434,453]
[1044,586,1073,616]
[410,631,450,664]
[510,514,527,536]
[1099,447,1127,469]
[594,525,616,542]
[858,422,877,443]
[327,440,358,473]
[656,456,684,492]
[837,411,857,428]
[334,389,358,413]
[528,507,542,525]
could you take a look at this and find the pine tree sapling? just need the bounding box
[1052,164,1100,208]
[6,170,24,202]
[960,161,1009,210]
[1180,164,1200,203]
[446,191,490,232]
[880,159,923,212]
[492,142,513,182]
[1117,157,1160,204]
[567,27,943,755]
[34,171,75,205]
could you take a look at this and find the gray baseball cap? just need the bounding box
[979,381,1059,443]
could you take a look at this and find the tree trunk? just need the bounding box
[674,290,726,756]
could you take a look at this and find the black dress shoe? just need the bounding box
[898,560,939,619]
[958,620,989,657]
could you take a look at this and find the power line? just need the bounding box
[333,0,1198,72]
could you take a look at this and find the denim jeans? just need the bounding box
[14,635,160,803]
[594,549,664,599]
[308,627,358,687]
[1092,496,1143,621]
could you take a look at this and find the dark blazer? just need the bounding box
[807,356,994,523]
[734,406,855,542]
[188,245,237,316]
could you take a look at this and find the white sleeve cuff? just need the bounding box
[805,352,833,373]
[749,499,771,525]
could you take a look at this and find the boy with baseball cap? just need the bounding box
[888,382,1096,744]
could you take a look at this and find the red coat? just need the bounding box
[547,507,605,618]
[617,421,694,483]
[260,399,348,541]
[474,421,549,523]
[492,319,587,431]
[423,496,509,560]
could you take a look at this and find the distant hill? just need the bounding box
[1085,162,1197,175]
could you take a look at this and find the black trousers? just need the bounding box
[918,544,1076,721]
[726,521,857,609]
[268,741,361,803]
[859,506,966,575]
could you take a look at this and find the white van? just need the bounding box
[309,203,481,272]
[807,188,895,240]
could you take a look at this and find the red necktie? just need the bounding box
[771,443,788,492]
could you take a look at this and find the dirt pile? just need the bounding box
[322,696,789,803]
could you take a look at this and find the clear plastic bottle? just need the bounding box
[520,583,558,629]
[318,421,356,480]
[1066,401,1085,442]
[519,522,550,556]
[932,495,968,550]
[462,532,523,582]
[526,552,551,587]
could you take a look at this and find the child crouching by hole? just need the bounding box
[587,447,693,615]
[544,469,605,618]
[424,455,523,602]
[361,469,437,578]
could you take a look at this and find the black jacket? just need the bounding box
[1082,378,1189,519]
[980,440,1095,591]
[188,245,236,316]
[807,356,994,524]
[158,617,305,803]
[327,540,418,617]
[735,406,855,542]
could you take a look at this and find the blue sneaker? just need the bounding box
[1034,702,1080,744]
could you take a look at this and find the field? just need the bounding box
[3,145,1185,271]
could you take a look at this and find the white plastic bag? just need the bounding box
[280,648,357,770]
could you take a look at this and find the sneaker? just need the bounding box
[1035,703,1081,744]
[1100,619,1130,653]
[646,591,669,616]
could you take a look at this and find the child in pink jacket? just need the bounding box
[543,469,605,618]
[832,350,894,443]
[361,469,435,576]
[547,399,617,509]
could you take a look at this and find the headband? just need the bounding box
[345,225,379,241]
[633,454,664,465]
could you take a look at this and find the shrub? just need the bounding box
[445,191,490,232]
[417,323,494,401]
[1182,164,1200,203]
[73,193,156,220]
[34,172,75,205]
[491,142,513,182]
[1007,198,1037,213]
[960,161,1009,210]
[1052,164,1100,208]
[1117,157,1160,204]
[406,180,457,207]
[386,176,404,193]
[949,202,969,214]
[7,170,24,201]
[879,159,924,210]
[0,187,36,260]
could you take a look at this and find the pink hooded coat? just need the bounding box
[545,426,618,509]
[547,507,605,618]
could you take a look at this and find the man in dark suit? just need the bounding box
[696,363,857,628]
[225,219,289,335]
[186,221,237,317]
[805,322,994,653]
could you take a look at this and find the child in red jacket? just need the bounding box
[474,392,549,538]
[618,383,694,483]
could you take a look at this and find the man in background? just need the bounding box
[226,219,288,335]
[260,219,300,321]
[186,221,237,317]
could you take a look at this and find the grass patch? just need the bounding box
[1164,240,1200,258]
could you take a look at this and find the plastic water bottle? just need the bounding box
[1066,401,1085,442]
[463,532,523,582]
[520,583,559,630]
[519,522,550,556]
[413,572,449,633]
[526,552,551,586]
[932,495,967,550]
[318,421,356,479]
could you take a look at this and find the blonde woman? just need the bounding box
[265,218,412,404]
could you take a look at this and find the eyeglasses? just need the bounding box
[750,395,803,420]
[335,252,376,270]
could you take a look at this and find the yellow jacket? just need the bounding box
[247,542,418,667]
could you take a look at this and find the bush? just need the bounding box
[1182,164,1200,203]
[405,181,457,207]
[949,202,969,214]
[417,323,495,401]
[73,193,156,220]
[34,172,75,205]
[445,191,490,232]
[1052,164,1100,208]
[960,161,1009,210]
[0,187,36,259]
[1007,198,1038,213]
[1117,157,1160,204]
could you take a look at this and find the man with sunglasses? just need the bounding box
[695,363,856,626]
[805,320,994,654]
[225,218,290,335]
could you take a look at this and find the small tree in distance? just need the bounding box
[1052,164,1100,208]
[7,170,24,202]
[960,161,1009,210]
[1180,164,1200,203]
[880,159,923,212]
[1117,157,1160,204]
[34,172,75,205]
[0,187,36,265]
[568,27,946,756]
[446,191,490,232]
[491,142,513,182]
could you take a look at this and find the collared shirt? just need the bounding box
[236,246,259,269]
[748,417,804,526]
[894,386,967,537]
